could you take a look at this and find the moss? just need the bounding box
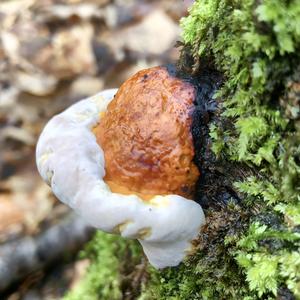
[140,204,253,299]
[63,231,143,300]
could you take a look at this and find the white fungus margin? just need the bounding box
[36,89,206,269]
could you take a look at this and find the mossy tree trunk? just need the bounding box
[64,1,300,299]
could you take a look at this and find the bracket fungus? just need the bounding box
[36,66,205,269]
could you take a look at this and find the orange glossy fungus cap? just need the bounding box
[94,66,200,200]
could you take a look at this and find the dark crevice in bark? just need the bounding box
[166,61,248,210]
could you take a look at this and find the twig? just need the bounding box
[0,212,94,292]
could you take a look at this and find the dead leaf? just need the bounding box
[105,9,179,57]
[1,126,35,145]
[15,71,57,96]
[0,195,24,234]
[33,24,97,79]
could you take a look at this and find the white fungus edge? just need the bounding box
[36,89,206,269]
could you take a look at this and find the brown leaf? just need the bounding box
[33,24,97,79]
[0,195,24,235]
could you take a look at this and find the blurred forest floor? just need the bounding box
[0,0,191,299]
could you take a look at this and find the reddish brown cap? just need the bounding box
[94,66,199,200]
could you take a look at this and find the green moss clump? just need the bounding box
[63,231,142,300]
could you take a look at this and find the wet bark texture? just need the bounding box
[167,59,251,211]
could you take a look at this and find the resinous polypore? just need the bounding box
[36,66,206,269]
